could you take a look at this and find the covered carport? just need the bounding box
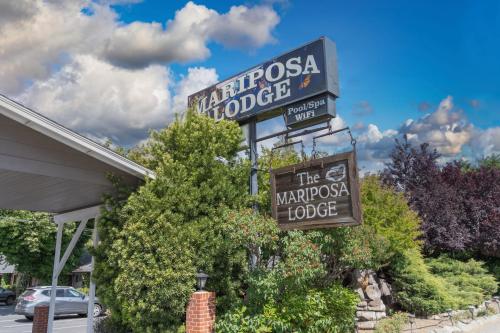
[0,94,154,332]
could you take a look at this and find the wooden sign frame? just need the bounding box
[270,151,362,230]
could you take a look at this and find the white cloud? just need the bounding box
[0,1,38,27]
[0,0,280,146]
[0,1,117,94]
[400,96,473,156]
[351,96,498,171]
[172,67,218,117]
[101,1,280,68]
[18,55,171,145]
[209,4,279,49]
[472,127,500,157]
[0,1,279,91]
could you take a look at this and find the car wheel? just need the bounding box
[25,316,33,321]
[6,296,15,305]
[93,303,102,317]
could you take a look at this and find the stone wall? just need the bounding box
[352,270,392,331]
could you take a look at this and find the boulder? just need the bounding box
[358,301,368,307]
[356,311,376,321]
[365,285,382,301]
[368,303,386,312]
[357,321,376,330]
[378,278,392,297]
[351,269,374,289]
[355,287,365,300]
[368,273,377,285]
[368,299,382,307]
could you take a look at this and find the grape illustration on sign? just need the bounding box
[271,152,362,230]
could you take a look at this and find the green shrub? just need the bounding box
[216,306,290,333]
[374,312,408,333]
[94,316,130,333]
[426,255,498,307]
[484,257,500,292]
[361,175,422,257]
[216,284,357,333]
[94,111,251,332]
[391,253,497,315]
[280,284,358,333]
[390,248,456,315]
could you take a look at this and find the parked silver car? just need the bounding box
[15,286,103,320]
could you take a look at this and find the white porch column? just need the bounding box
[47,206,101,333]
[86,212,100,333]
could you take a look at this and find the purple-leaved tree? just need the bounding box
[382,136,500,257]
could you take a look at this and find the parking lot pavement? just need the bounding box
[0,304,88,333]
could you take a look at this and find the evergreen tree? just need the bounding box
[93,110,250,332]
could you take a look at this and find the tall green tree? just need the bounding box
[0,209,88,284]
[93,110,250,332]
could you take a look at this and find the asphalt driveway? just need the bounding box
[0,304,88,333]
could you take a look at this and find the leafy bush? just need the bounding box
[94,317,130,333]
[374,312,408,333]
[280,284,358,332]
[484,258,500,292]
[216,284,357,333]
[390,248,455,315]
[94,111,250,332]
[361,175,422,258]
[216,306,290,333]
[426,255,498,306]
[391,252,498,315]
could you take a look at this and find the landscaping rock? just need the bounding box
[358,300,368,307]
[356,321,376,330]
[365,284,382,301]
[368,274,377,285]
[356,311,376,321]
[368,303,386,312]
[355,287,365,300]
[378,278,391,297]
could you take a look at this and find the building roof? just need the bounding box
[0,94,155,213]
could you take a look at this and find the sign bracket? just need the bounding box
[256,119,331,143]
[311,126,357,158]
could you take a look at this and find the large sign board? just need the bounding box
[270,152,362,230]
[188,37,339,126]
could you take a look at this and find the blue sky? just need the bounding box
[113,0,499,131]
[1,0,498,171]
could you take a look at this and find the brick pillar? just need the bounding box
[186,291,216,333]
[32,305,49,333]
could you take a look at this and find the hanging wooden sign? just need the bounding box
[270,152,362,230]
